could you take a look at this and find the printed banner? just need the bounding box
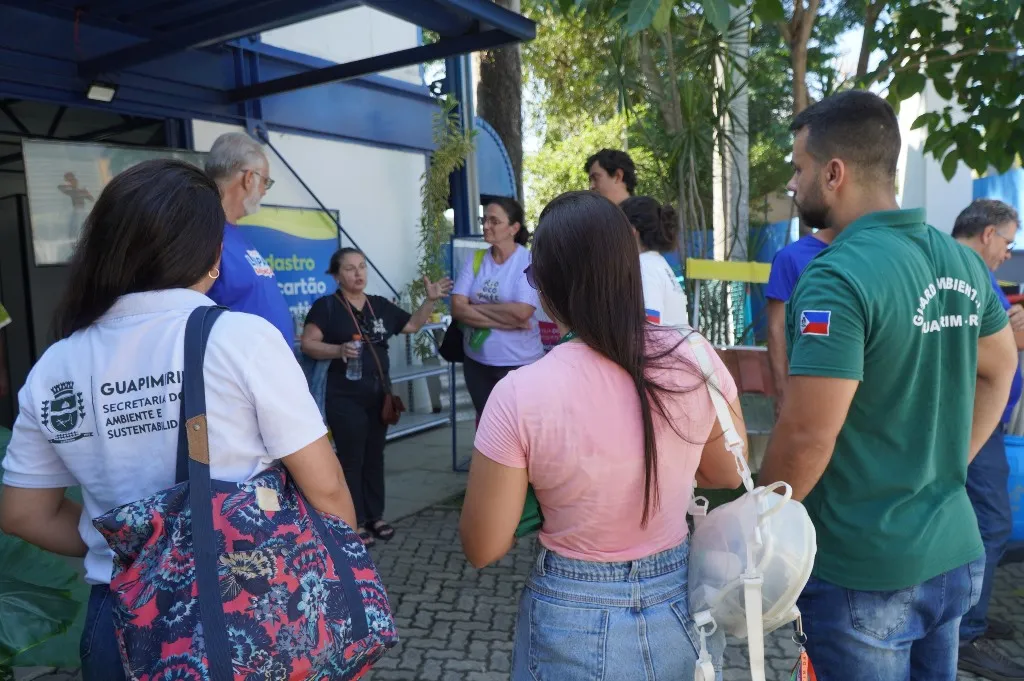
[238,206,340,337]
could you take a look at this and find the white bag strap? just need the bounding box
[744,576,766,681]
[684,332,754,493]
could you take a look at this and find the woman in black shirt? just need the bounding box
[302,248,451,546]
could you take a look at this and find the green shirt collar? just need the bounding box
[833,207,926,245]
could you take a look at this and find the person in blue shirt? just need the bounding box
[765,226,835,412]
[204,132,294,345]
[952,198,1024,681]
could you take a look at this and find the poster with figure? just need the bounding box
[238,205,341,337]
[22,139,206,266]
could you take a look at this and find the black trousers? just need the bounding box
[463,356,519,416]
[325,391,387,527]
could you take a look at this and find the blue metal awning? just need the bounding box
[0,0,535,101]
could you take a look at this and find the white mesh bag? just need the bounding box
[683,332,817,681]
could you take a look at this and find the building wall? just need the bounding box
[896,82,974,235]
[260,7,422,86]
[192,121,426,299]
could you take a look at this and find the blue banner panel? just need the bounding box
[238,205,340,334]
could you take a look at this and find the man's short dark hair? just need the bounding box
[790,90,901,183]
[952,199,1020,240]
[585,149,637,194]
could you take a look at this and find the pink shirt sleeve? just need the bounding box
[473,375,527,469]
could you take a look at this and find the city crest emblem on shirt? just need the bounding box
[40,380,94,444]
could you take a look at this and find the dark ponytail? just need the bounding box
[488,197,530,246]
[621,196,680,253]
[533,191,704,527]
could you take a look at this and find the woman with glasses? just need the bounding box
[451,198,543,418]
[459,191,748,680]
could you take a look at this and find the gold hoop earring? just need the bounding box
[208,267,220,280]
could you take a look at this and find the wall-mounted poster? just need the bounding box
[23,139,206,266]
[237,206,340,338]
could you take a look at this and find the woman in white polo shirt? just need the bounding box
[0,159,355,681]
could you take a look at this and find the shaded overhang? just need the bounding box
[0,0,535,105]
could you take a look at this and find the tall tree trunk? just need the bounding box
[780,0,820,118]
[780,0,820,235]
[475,0,524,199]
[856,0,885,79]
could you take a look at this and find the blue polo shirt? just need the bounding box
[208,223,294,345]
[989,270,1023,423]
[765,233,829,302]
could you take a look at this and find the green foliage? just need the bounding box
[409,96,476,360]
[521,2,620,144]
[524,113,664,224]
[0,535,84,668]
[0,429,86,672]
[872,0,1024,180]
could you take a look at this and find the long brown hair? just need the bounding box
[532,191,702,527]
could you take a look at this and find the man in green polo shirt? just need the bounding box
[759,90,1019,680]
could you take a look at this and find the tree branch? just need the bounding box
[798,0,820,46]
[867,45,1020,85]
[856,0,885,80]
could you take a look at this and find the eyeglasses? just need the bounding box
[524,264,538,290]
[480,215,506,227]
[996,230,1016,253]
[244,169,275,191]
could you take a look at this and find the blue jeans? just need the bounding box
[80,585,126,681]
[512,541,723,681]
[961,426,1013,643]
[797,559,984,681]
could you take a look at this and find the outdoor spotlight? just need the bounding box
[86,82,117,103]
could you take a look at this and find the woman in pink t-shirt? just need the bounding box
[459,191,748,680]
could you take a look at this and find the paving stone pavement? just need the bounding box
[363,506,1024,681]
[18,505,1024,681]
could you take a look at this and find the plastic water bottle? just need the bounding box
[346,335,363,381]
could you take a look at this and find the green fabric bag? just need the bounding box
[515,485,543,537]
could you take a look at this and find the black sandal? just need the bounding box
[357,528,376,547]
[370,521,395,541]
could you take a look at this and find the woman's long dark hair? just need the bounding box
[488,197,530,246]
[621,196,680,253]
[532,191,697,527]
[54,159,225,339]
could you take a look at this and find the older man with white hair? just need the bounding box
[205,132,294,344]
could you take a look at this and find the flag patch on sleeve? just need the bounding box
[800,310,831,336]
[645,308,662,324]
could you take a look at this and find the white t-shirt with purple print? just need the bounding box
[453,245,544,367]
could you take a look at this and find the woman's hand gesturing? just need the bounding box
[425,276,454,302]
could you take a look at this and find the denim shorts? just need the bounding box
[512,540,723,681]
